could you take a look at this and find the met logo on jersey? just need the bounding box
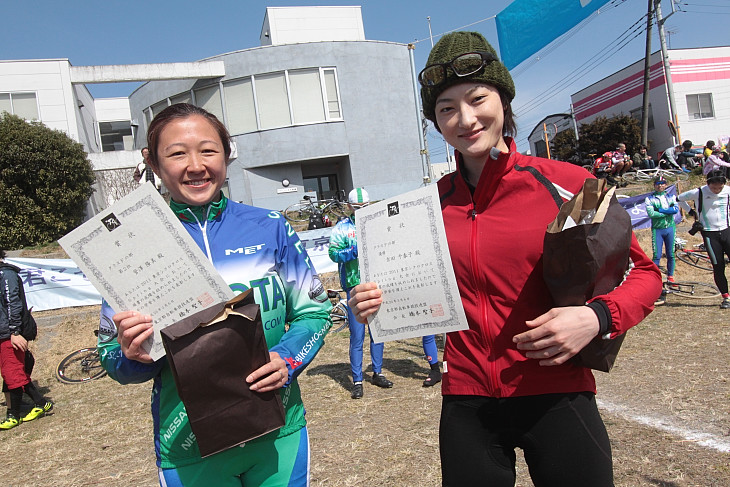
[225,244,265,256]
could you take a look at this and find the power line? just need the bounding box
[411,15,496,44]
[513,14,647,119]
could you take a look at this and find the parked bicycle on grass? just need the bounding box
[283,194,349,229]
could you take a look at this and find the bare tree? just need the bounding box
[95,167,138,206]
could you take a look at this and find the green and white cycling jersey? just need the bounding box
[98,195,332,468]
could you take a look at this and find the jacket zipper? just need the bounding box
[185,207,214,264]
[468,201,499,396]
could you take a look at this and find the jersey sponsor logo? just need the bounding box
[180,432,196,451]
[229,277,285,312]
[225,244,265,256]
[98,315,117,343]
[162,410,188,442]
[293,325,330,365]
[308,275,327,303]
[284,356,303,370]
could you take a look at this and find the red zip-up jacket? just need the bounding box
[438,139,661,398]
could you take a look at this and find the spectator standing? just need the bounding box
[133,147,161,191]
[645,177,678,282]
[678,170,730,309]
[329,189,442,397]
[0,250,53,430]
[633,145,655,169]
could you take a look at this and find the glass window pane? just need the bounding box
[323,70,341,119]
[699,93,713,118]
[170,92,192,105]
[13,93,38,120]
[686,95,700,119]
[151,100,169,117]
[289,69,325,124]
[0,93,11,115]
[223,78,257,134]
[99,120,133,152]
[255,73,291,130]
[194,85,223,121]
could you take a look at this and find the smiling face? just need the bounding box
[434,83,508,167]
[708,181,725,194]
[152,115,227,206]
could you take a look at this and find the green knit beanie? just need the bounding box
[420,31,515,126]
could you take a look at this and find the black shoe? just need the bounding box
[423,364,442,387]
[606,176,617,186]
[371,373,393,388]
[721,298,730,310]
[351,383,363,399]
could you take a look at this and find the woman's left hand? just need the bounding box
[512,306,600,366]
[247,351,288,392]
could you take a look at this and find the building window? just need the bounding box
[146,67,342,136]
[99,120,133,152]
[686,93,714,120]
[193,85,223,122]
[0,92,39,120]
[289,68,326,124]
[629,104,654,130]
[255,72,292,129]
[223,78,257,134]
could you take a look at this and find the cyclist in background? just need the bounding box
[328,188,442,399]
[645,177,678,283]
[592,151,615,185]
[678,170,730,309]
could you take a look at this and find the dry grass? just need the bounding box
[1,226,729,486]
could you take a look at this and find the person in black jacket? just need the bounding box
[0,249,53,430]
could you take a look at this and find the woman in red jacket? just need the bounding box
[349,32,661,486]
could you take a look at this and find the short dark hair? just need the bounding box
[706,170,727,184]
[146,103,231,168]
[682,140,693,150]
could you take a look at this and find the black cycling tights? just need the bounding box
[440,393,614,487]
[703,228,730,295]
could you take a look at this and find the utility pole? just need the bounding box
[427,16,453,173]
[640,0,653,147]
[656,0,679,144]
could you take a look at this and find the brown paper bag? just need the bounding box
[543,178,632,372]
[160,289,285,457]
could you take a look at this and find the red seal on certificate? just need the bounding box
[430,303,444,317]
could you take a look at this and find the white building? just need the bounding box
[570,46,730,156]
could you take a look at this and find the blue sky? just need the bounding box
[3,0,728,155]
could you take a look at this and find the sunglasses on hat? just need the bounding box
[418,51,498,88]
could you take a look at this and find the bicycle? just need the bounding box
[56,330,107,384]
[662,280,720,299]
[283,195,349,227]
[327,288,349,332]
[622,167,689,183]
[674,238,729,271]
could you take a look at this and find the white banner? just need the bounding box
[295,226,338,275]
[6,258,102,311]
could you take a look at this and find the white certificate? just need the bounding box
[59,183,234,360]
[357,185,468,342]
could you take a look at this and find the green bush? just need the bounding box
[0,113,95,249]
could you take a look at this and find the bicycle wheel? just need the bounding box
[663,170,689,182]
[326,201,349,219]
[284,203,314,223]
[676,250,713,271]
[56,348,108,384]
[622,171,639,182]
[329,301,349,332]
[663,281,721,299]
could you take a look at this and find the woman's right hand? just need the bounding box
[113,311,154,363]
[348,282,383,323]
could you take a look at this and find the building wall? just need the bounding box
[128,41,424,210]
